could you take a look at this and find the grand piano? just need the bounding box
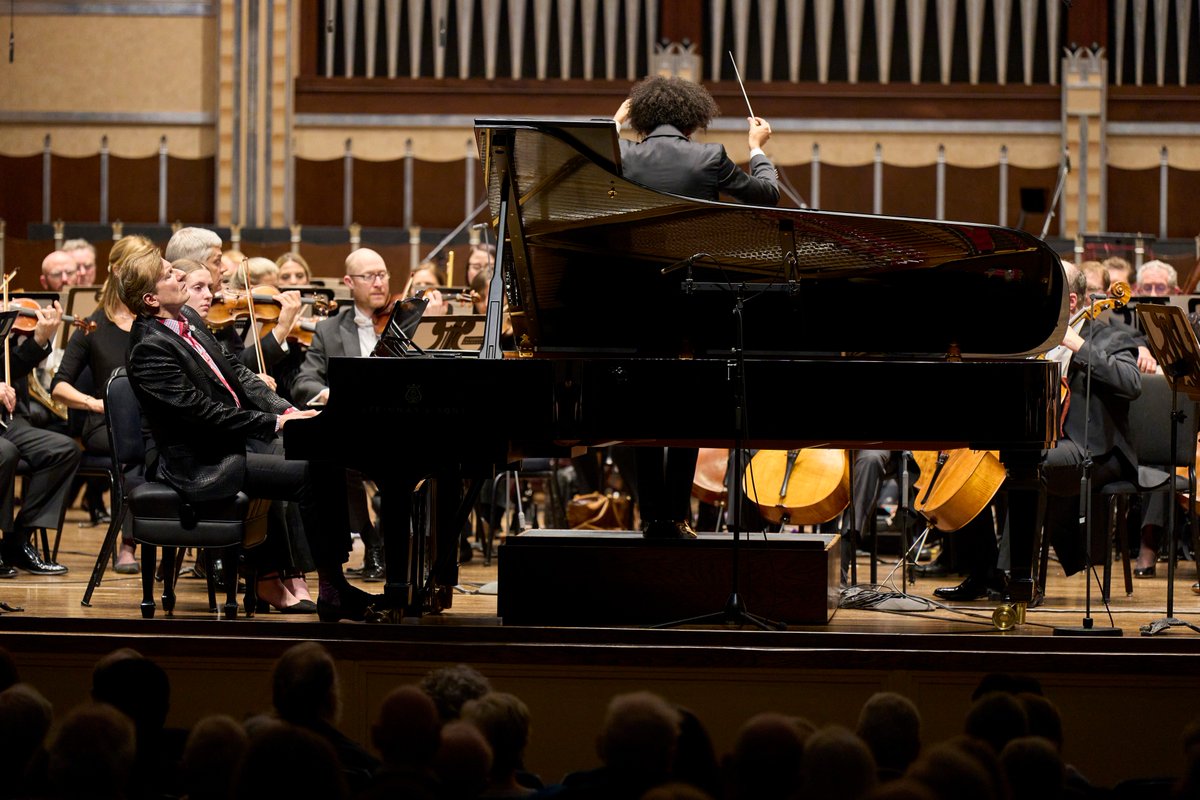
[285,118,1066,618]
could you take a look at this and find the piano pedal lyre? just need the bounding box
[991,602,1026,631]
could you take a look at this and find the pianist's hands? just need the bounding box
[747,116,772,150]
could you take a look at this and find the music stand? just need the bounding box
[1135,304,1200,636]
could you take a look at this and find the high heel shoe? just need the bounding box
[254,598,318,614]
[1134,565,1156,578]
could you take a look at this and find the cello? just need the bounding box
[743,449,850,525]
[909,449,1006,532]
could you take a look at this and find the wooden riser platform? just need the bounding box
[497,530,840,626]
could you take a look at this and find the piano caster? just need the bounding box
[992,602,1026,631]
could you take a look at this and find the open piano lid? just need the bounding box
[474,118,1067,359]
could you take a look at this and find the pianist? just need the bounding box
[118,249,378,621]
[613,75,780,538]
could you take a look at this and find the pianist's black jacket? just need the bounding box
[126,306,292,502]
[618,124,779,206]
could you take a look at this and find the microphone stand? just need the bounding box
[1055,312,1121,636]
[652,263,786,631]
[1041,149,1071,241]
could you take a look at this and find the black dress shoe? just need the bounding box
[933,574,989,602]
[1134,565,1156,578]
[355,547,385,582]
[0,558,16,579]
[6,543,67,575]
[642,520,698,539]
[913,560,952,578]
[317,585,384,622]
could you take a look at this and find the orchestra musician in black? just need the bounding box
[613,75,779,539]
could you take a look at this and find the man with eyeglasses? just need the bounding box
[1135,259,1178,297]
[292,248,392,581]
[62,239,98,286]
[39,251,76,292]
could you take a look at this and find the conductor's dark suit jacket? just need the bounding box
[126,306,292,502]
[618,124,779,206]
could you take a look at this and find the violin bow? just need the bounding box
[0,270,17,428]
[239,259,267,375]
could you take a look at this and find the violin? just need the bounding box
[744,449,850,525]
[209,286,336,330]
[287,318,318,348]
[910,449,1005,531]
[8,297,96,334]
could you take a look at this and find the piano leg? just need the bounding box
[375,474,418,613]
[1001,450,1046,604]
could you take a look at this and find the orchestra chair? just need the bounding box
[484,459,568,563]
[91,369,268,618]
[1097,372,1199,601]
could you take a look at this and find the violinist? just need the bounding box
[176,259,303,395]
[164,227,223,278]
[0,285,81,577]
[467,243,495,284]
[408,262,451,317]
[275,253,313,287]
[52,235,152,574]
[934,263,1143,601]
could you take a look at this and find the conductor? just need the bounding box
[613,75,780,539]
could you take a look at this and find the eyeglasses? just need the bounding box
[1140,282,1171,294]
[349,271,390,284]
[44,270,74,281]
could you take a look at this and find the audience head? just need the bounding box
[433,720,493,800]
[626,75,721,137]
[799,724,878,800]
[91,652,171,736]
[234,721,347,800]
[372,684,442,768]
[907,739,998,800]
[467,243,495,283]
[461,691,531,785]
[275,252,312,286]
[176,258,216,317]
[642,783,715,800]
[1017,692,1063,751]
[0,683,53,787]
[62,238,98,285]
[1103,255,1133,287]
[41,249,77,291]
[964,692,1029,754]
[165,227,223,275]
[47,702,136,800]
[1137,259,1178,296]
[863,778,939,800]
[344,248,391,313]
[999,736,1064,800]
[229,256,278,290]
[857,691,922,779]
[596,691,681,785]
[726,712,811,800]
[181,714,248,800]
[671,705,721,798]
[272,641,340,726]
[419,664,491,723]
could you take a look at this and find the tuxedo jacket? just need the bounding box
[6,334,53,420]
[618,124,779,206]
[1065,319,1141,469]
[290,306,362,407]
[126,306,292,501]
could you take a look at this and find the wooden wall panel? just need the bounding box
[816,164,874,214]
[109,156,160,224]
[882,165,937,220]
[350,159,406,228]
[0,156,43,238]
[1106,167,1162,236]
[412,159,474,229]
[1166,167,1200,238]
[48,155,101,224]
[167,157,217,225]
[294,159,344,226]
[944,165,1000,226]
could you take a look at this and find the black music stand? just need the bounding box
[651,276,786,631]
[1135,304,1200,636]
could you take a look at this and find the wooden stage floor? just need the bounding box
[4,512,1200,789]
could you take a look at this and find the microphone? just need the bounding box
[1063,148,1071,173]
[661,253,706,276]
[470,223,489,231]
[1089,293,1107,301]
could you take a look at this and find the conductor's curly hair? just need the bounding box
[627,76,721,137]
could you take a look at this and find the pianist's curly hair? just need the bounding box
[628,76,721,137]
